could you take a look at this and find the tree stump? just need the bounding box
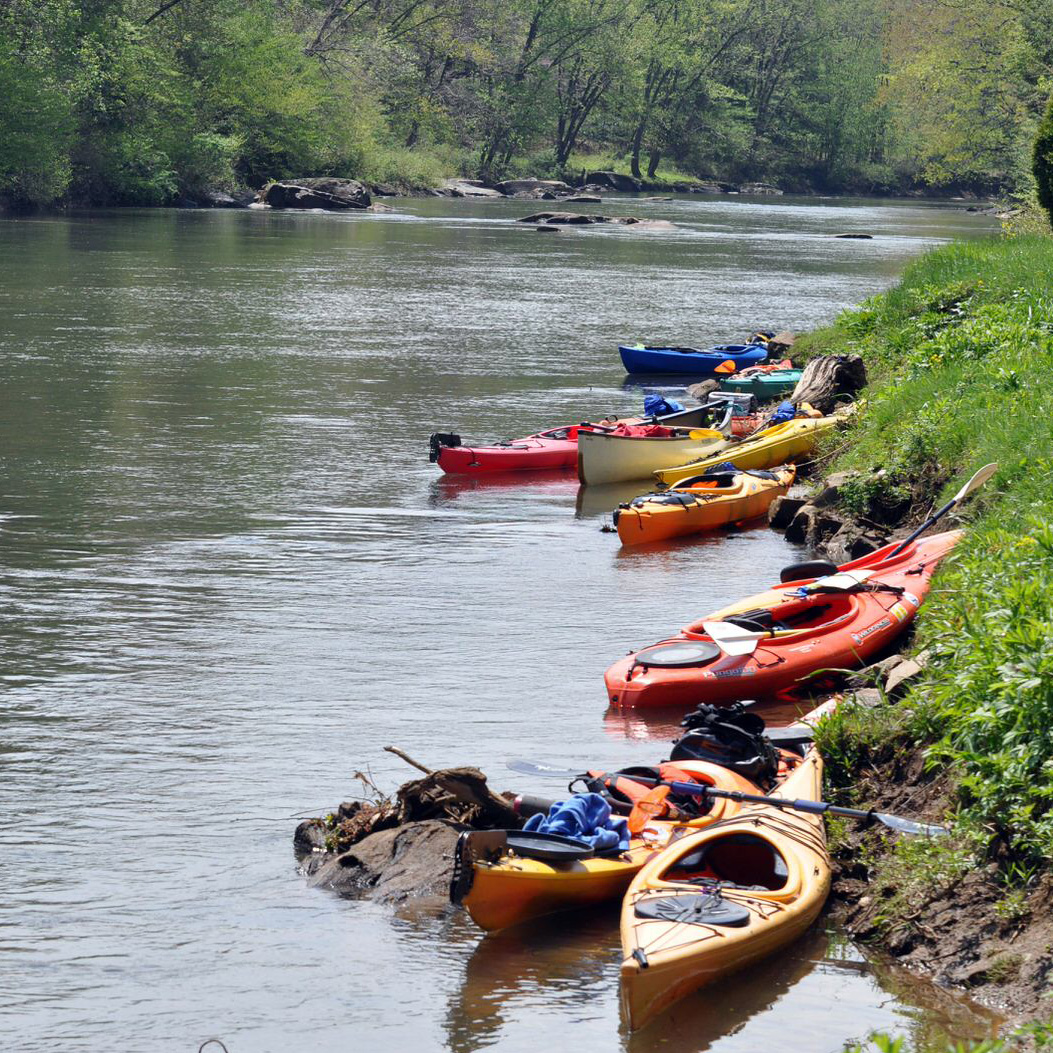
[790,355,867,413]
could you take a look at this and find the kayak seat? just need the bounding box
[723,608,776,633]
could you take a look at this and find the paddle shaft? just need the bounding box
[889,462,997,558]
[607,774,936,831]
[889,496,956,558]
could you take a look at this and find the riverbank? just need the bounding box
[786,235,1053,1031]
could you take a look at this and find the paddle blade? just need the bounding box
[954,462,998,503]
[876,812,948,837]
[686,428,725,441]
[806,568,877,592]
[714,360,737,374]
[628,786,671,833]
[701,620,763,656]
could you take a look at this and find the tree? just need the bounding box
[1035,91,1053,224]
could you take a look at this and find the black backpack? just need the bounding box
[670,703,781,788]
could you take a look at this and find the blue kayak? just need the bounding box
[619,343,768,375]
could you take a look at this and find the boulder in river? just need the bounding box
[257,178,372,210]
[494,178,571,197]
[296,764,523,902]
[443,179,503,198]
[739,182,783,195]
[518,211,673,229]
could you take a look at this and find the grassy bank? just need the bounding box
[800,234,1053,1035]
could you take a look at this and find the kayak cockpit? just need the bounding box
[660,832,789,892]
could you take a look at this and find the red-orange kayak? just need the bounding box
[604,531,961,708]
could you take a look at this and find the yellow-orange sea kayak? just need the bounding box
[619,742,829,1030]
[653,416,838,487]
[615,466,795,546]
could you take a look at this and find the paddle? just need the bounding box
[504,762,945,836]
[889,462,998,558]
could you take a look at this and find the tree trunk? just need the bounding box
[790,355,868,413]
[647,148,661,179]
[630,119,646,179]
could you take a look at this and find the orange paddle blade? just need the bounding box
[628,786,671,833]
[714,360,737,374]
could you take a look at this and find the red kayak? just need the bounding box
[605,531,961,709]
[430,406,709,475]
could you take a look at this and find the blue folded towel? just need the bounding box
[523,792,630,853]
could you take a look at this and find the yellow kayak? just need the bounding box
[615,466,795,546]
[619,744,830,1031]
[653,416,837,487]
[452,759,759,933]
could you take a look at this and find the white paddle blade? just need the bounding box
[954,462,998,503]
[701,620,763,656]
[806,568,877,592]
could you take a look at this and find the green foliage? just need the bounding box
[1,0,1051,206]
[1034,90,1053,224]
[816,236,1053,870]
[848,1022,1053,1053]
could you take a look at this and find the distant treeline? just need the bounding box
[2,0,1051,207]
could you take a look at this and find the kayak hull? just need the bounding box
[620,344,767,375]
[720,369,802,400]
[435,408,711,475]
[619,749,829,1031]
[578,429,727,486]
[604,530,961,708]
[654,416,837,486]
[615,466,796,545]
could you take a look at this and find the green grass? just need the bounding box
[809,235,1053,871]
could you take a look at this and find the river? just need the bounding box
[0,195,997,1052]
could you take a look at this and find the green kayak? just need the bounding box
[720,368,802,400]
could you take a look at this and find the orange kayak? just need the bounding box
[614,466,795,546]
[605,530,961,708]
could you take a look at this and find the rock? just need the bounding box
[785,504,843,546]
[835,233,874,239]
[768,495,806,529]
[812,470,860,509]
[586,170,642,192]
[200,189,247,208]
[687,379,721,400]
[535,225,561,233]
[371,183,400,196]
[790,354,868,413]
[849,687,884,709]
[293,817,328,854]
[308,820,460,902]
[443,179,502,198]
[740,182,783,195]
[562,194,602,204]
[885,656,927,698]
[258,178,371,210]
[822,524,884,564]
[495,178,571,196]
[518,212,672,228]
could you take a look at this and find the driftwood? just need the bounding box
[295,765,520,858]
[790,354,867,413]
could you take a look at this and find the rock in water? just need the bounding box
[307,820,461,902]
[257,178,372,210]
[518,211,673,229]
[790,354,867,413]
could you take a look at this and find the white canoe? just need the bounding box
[577,429,727,486]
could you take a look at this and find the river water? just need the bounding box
[0,196,997,1052]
